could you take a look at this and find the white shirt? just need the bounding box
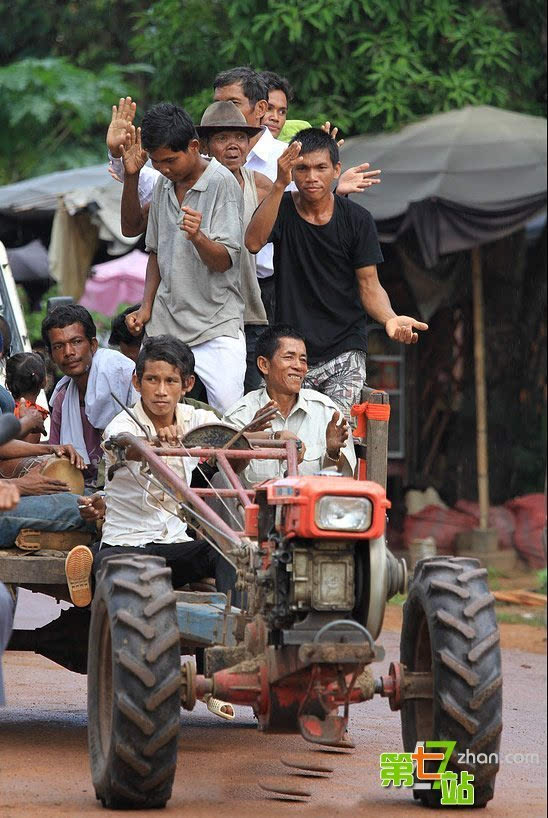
[223,387,356,487]
[101,399,219,547]
[108,127,292,278]
[243,128,290,279]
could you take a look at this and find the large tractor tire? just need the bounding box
[400,557,502,808]
[88,555,181,809]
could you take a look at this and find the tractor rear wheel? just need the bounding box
[87,554,181,809]
[400,557,502,808]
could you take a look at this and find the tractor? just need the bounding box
[1,387,502,809]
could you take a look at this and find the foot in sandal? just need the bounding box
[203,694,235,721]
[65,545,94,607]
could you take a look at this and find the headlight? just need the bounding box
[315,496,373,532]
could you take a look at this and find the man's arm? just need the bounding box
[245,140,301,253]
[253,171,273,204]
[125,252,160,336]
[121,174,150,237]
[356,265,428,343]
[179,207,232,273]
[120,125,150,236]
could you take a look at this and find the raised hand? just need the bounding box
[121,125,148,176]
[326,411,349,461]
[337,162,381,196]
[276,140,302,188]
[180,206,203,240]
[247,401,279,432]
[106,96,137,158]
[385,316,429,344]
[321,121,344,149]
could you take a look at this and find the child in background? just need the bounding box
[6,353,48,444]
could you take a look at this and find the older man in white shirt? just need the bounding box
[223,324,356,487]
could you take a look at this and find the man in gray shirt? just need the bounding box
[126,103,245,413]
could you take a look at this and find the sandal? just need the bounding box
[65,545,94,608]
[203,694,235,721]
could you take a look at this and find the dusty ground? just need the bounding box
[383,604,547,654]
[0,591,546,817]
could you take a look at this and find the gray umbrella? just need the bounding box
[342,105,547,267]
[343,105,546,536]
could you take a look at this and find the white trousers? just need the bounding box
[192,331,246,414]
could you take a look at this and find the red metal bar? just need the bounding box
[192,488,255,498]
[110,433,243,551]
[216,451,253,508]
[285,439,298,476]
[145,446,290,460]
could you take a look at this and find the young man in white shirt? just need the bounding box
[64,336,224,608]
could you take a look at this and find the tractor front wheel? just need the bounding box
[400,556,502,808]
[87,554,181,809]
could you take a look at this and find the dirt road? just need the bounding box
[0,593,546,817]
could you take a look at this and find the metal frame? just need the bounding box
[107,432,299,551]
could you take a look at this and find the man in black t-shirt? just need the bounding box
[245,128,427,420]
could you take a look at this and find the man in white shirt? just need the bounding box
[223,324,356,487]
[64,336,223,608]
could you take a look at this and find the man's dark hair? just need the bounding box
[6,352,46,399]
[109,304,144,348]
[260,71,293,103]
[213,67,268,106]
[41,304,96,351]
[141,103,198,154]
[255,324,307,370]
[290,127,339,166]
[135,335,195,383]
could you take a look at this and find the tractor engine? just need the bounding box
[250,475,392,634]
[186,473,407,744]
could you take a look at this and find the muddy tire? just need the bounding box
[87,555,181,809]
[400,557,502,808]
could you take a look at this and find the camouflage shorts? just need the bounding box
[303,349,367,425]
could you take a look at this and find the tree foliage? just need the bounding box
[0,0,545,181]
[131,0,545,133]
[0,58,149,183]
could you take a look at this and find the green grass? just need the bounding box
[495,608,546,627]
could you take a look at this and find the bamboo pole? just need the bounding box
[471,246,490,529]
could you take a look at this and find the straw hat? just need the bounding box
[196,101,263,138]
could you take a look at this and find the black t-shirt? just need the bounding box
[268,193,384,364]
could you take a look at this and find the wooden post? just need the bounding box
[358,385,390,490]
[471,246,490,530]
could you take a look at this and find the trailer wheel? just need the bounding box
[88,555,181,809]
[400,557,502,808]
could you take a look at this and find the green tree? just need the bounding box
[131,0,545,134]
[0,57,150,183]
